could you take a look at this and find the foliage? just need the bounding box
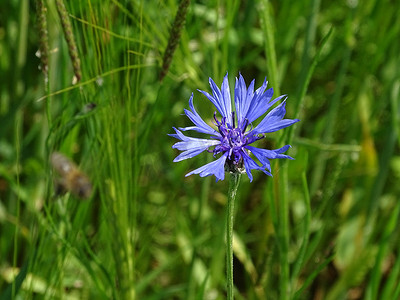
[0,0,399,299]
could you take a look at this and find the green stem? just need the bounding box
[226,172,241,300]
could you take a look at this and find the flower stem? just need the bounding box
[226,172,241,299]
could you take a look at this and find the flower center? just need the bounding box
[220,127,244,152]
[210,112,264,169]
[210,113,246,164]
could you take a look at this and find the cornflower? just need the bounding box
[170,73,299,182]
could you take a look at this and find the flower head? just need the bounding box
[169,73,300,182]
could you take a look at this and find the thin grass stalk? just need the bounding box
[366,204,400,300]
[55,0,82,82]
[366,80,400,219]
[226,172,241,299]
[12,112,23,299]
[159,0,190,81]
[259,1,291,298]
[35,0,49,83]
[309,8,354,195]
[123,7,141,297]
[11,0,29,295]
[381,248,400,299]
[259,0,279,95]
[277,165,290,300]
[284,2,330,147]
[290,155,311,285]
[12,0,29,102]
[295,0,320,98]
[221,0,239,76]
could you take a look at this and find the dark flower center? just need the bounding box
[211,112,263,169]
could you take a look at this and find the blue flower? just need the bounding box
[169,73,300,182]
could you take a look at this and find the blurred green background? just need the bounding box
[0,0,399,299]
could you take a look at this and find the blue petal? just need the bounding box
[185,152,228,182]
[241,150,271,182]
[220,73,233,122]
[198,89,225,118]
[169,128,220,162]
[179,93,219,136]
[173,147,210,162]
[246,145,293,170]
[246,147,271,171]
[243,77,270,122]
[172,139,218,151]
[234,75,286,128]
[198,73,233,123]
[246,93,284,124]
[248,101,300,135]
[234,73,255,127]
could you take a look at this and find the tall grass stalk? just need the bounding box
[55,0,81,82]
[159,0,190,81]
[259,1,289,298]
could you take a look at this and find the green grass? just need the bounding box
[1,0,400,299]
